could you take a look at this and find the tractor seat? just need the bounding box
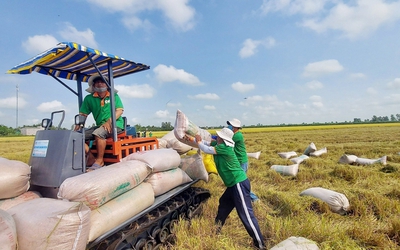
[115,116,128,139]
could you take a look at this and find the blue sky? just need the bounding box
[1,0,400,128]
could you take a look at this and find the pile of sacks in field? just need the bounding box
[0,146,210,249]
[270,142,327,177]
[269,142,370,216]
[268,145,351,216]
[271,142,387,178]
[269,142,390,216]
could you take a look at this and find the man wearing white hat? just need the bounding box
[74,74,124,171]
[227,118,259,202]
[192,128,265,249]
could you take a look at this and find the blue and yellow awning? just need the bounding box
[6,42,150,82]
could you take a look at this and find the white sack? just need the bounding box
[145,168,193,196]
[173,109,212,148]
[310,147,327,157]
[58,160,151,209]
[122,148,181,172]
[158,138,168,149]
[0,209,17,250]
[247,151,261,159]
[338,154,358,164]
[271,164,299,177]
[355,156,387,165]
[270,236,319,250]
[303,142,317,156]
[0,191,41,211]
[300,187,350,215]
[167,138,194,155]
[7,198,90,250]
[0,157,31,199]
[161,130,193,154]
[290,155,309,164]
[179,152,209,182]
[277,151,297,159]
[89,182,154,242]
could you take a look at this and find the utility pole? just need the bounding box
[16,83,19,128]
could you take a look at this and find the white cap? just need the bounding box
[216,127,235,147]
[85,74,118,93]
[227,118,241,128]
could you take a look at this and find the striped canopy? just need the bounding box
[7,42,150,82]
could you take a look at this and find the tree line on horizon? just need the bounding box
[1,114,400,136]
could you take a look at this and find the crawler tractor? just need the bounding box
[7,42,210,249]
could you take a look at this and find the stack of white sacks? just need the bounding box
[0,146,209,249]
[0,157,34,250]
[271,142,328,177]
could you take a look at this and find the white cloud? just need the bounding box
[157,0,196,31]
[240,94,296,118]
[367,87,377,94]
[87,0,196,32]
[0,97,27,109]
[204,105,216,110]
[240,95,264,106]
[306,80,323,90]
[312,101,324,108]
[37,100,65,113]
[231,82,255,93]
[260,0,400,40]
[239,37,276,58]
[303,59,344,77]
[58,22,98,48]
[301,0,400,40]
[309,96,324,109]
[26,118,41,126]
[115,84,156,98]
[153,64,203,86]
[166,101,181,107]
[387,78,400,89]
[310,95,322,102]
[21,23,99,55]
[155,110,169,118]
[188,93,220,100]
[122,16,153,32]
[239,94,284,108]
[22,35,59,55]
[0,76,23,84]
[87,0,142,12]
[130,117,140,124]
[260,0,328,15]
[350,73,366,79]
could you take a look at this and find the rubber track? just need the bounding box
[88,187,211,250]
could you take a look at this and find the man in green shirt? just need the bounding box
[74,74,124,171]
[192,128,265,249]
[227,118,259,202]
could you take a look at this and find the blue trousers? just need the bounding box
[241,162,259,201]
[215,179,264,249]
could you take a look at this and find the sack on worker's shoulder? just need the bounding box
[174,109,211,148]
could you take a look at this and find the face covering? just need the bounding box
[93,86,108,93]
[227,125,233,131]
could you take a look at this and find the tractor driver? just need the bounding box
[74,74,124,171]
